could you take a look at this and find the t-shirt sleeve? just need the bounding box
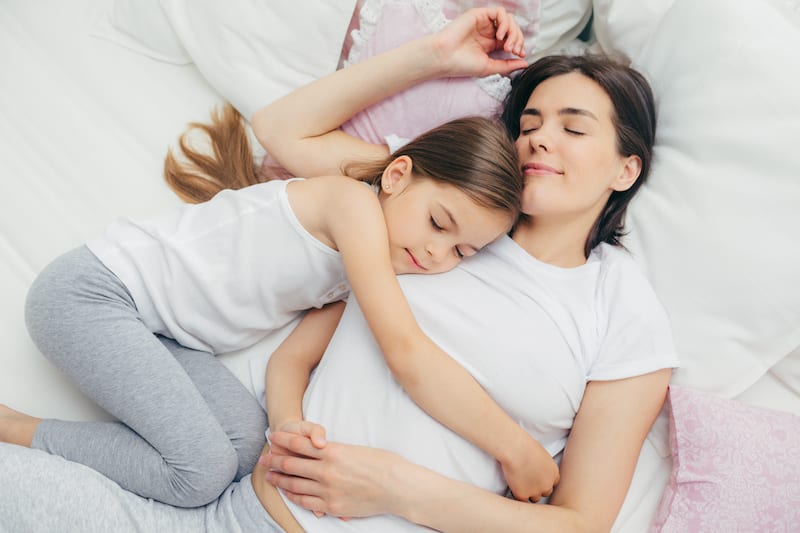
[587,254,680,381]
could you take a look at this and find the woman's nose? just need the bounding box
[527,128,550,152]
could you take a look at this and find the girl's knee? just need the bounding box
[167,445,239,508]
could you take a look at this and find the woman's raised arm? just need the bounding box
[251,7,527,178]
[264,369,671,532]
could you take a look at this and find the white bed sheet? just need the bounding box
[0,1,795,532]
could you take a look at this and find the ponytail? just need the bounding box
[164,103,265,203]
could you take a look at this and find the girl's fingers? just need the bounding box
[266,450,326,480]
[270,430,325,458]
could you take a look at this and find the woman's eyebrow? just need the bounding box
[522,107,598,121]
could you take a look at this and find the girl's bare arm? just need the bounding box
[266,369,671,532]
[251,7,527,178]
[265,302,346,435]
[307,177,557,502]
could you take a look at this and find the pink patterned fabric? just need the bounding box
[259,1,507,180]
[339,1,505,147]
[651,385,800,532]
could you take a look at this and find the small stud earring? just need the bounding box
[384,184,390,191]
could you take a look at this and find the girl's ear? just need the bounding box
[612,155,642,192]
[380,155,414,194]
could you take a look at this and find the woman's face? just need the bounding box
[515,72,639,222]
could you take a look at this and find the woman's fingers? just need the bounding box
[492,7,509,41]
[266,469,322,496]
[485,6,526,58]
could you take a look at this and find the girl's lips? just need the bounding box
[523,162,563,175]
[406,249,426,270]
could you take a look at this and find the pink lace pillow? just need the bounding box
[260,1,509,179]
[651,386,800,532]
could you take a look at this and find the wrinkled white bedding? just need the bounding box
[1,0,797,532]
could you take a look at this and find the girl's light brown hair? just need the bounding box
[165,104,522,221]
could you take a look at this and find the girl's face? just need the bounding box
[379,158,513,275]
[515,72,640,223]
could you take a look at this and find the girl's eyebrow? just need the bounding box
[522,107,599,121]
[439,203,458,230]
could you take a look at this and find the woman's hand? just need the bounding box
[431,7,529,78]
[261,430,406,519]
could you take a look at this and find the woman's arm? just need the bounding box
[265,369,672,532]
[251,7,527,178]
[297,176,557,502]
[265,302,346,442]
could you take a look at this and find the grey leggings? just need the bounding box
[0,444,282,533]
[24,246,268,508]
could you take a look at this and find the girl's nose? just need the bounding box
[425,241,448,263]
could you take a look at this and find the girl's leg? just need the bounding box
[0,444,282,533]
[23,246,239,507]
[161,335,268,480]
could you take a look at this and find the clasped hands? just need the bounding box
[260,420,560,519]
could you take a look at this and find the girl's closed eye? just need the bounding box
[455,246,464,259]
[565,128,585,135]
[430,216,444,231]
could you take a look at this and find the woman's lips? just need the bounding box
[523,162,563,175]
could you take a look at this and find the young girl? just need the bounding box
[1,105,553,508]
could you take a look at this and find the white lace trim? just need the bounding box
[344,0,510,102]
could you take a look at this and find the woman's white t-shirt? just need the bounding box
[278,235,679,532]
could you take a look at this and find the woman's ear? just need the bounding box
[612,155,642,192]
[380,155,414,194]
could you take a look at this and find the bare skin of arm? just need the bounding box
[251,7,527,179]
[264,369,672,532]
[289,176,557,501]
[265,302,345,442]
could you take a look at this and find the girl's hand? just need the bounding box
[431,7,529,78]
[275,420,328,449]
[262,430,405,519]
[501,435,560,503]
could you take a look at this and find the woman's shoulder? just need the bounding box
[588,243,679,380]
[592,243,655,293]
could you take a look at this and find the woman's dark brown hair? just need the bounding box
[500,54,657,257]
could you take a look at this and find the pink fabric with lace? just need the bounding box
[259,1,511,179]
[651,385,800,532]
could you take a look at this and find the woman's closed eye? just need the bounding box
[564,127,585,135]
[430,216,444,231]
[454,246,464,259]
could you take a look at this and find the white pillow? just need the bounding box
[94,0,357,120]
[90,0,191,65]
[160,0,358,119]
[626,0,800,397]
[590,0,674,61]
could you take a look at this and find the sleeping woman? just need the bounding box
[0,6,677,532]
